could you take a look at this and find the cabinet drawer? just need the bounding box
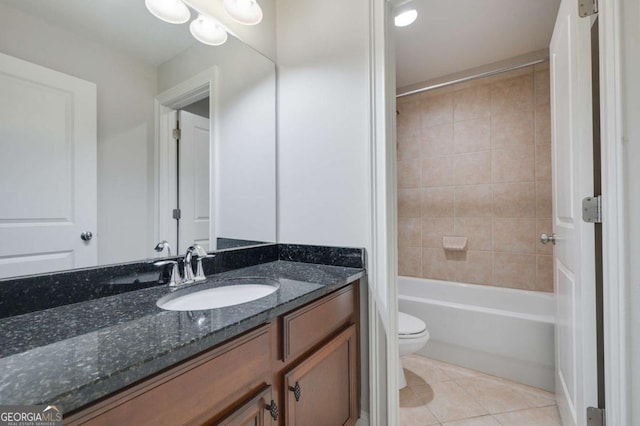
[67,325,271,426]
[282,284,355,362]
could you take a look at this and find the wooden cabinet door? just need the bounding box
[216,385,276,426]
[284,325,357,426]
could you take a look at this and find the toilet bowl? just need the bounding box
[398,311,430,389]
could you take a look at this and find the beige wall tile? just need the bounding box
[536,218,553,255]
[535,143,552,181]
[399,245,422,277]
[422,248,456,281]
[536,181,552,218]
[455,151,492,185]
[534,61,550,72]
[492,145,535,183]
[453,85,492,122]
[399,218,422,248]
[398,135,421,162]
[399,188,422,218]
[398,160,421,188]
[422,217,455,248]
[422,187,455,217]
[455,251,493,285]
[493,183,536,218]
[493,218,537,254]
[422,123,454,157]
[535,69,550,105]
[422,93,453,127]
[454,217,493,251]
[454,118,491,153]
[535,104,551,144]
[494,253,537,290]
[491,110,534,148]
[397,99,421,138]
[422,156,454,187]
[491,75,534,115]
[536,255,554,292]
[397,92,420,105]
[455,185,493,217]
[451,77,489,91]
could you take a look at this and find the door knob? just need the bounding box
[540,233,556,245]
[81,231,93,241]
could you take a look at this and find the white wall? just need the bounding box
[621,0,640,421]
[0,3,157,265]
[158,37,277,245]
[276,0,371,248]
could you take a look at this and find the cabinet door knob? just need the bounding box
[540,233,557,245]
[265,400,278,421]
[289,381,302,402]
[80,231,93,241]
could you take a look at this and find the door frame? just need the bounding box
[154,67,218,255]
[596,0,630,423]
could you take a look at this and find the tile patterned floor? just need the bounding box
[399,355,562,426]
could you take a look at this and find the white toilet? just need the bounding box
[398,311,430,388]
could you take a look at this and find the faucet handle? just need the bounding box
[194,253,215,281]
[153,260,182,287]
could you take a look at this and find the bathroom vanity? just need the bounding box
[0,244,364,425]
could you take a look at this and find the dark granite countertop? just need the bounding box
[0,260,364,413]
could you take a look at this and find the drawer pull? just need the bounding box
[289,381,302,402]
[265,400,278,420]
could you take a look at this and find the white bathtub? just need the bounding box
[398,276,556,391]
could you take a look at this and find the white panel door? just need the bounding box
[0,52,97,278]
[550,1,598,425]
[178,110,210,253]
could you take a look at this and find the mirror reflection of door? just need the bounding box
[175,103,211,255]
[0,53,97,279]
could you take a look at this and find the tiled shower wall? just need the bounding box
[397,62,553,292]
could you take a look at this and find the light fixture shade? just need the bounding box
[190,15,228,46]
[145,0,190,24]
[394,9,418,27]
[223,0,263,25]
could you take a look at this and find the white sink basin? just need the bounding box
[156,278,279,311]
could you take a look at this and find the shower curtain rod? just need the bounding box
[396,58,547,98]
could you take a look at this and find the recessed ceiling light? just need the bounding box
[395,9,417,27]
[145,0,190,24]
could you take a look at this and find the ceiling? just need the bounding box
[393,0,561,89]
[2,0,197,66]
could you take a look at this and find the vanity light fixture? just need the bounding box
[223,0,263,26]
[394,9,418,27]
[144,0,191,24]
[190,14,229,46]
[145,0,231,46]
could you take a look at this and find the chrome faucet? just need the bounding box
[155,244,214,287]
[154,240,172,257]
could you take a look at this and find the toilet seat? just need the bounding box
[398,312,428,338]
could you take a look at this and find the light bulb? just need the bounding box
[145,0,190,24]
[223,0,263,25]
[190,14,228,46]
[395,9,417,27]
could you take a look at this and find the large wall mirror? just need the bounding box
[0,0,276,279]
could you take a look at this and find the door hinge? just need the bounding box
[587,407,605,426]
[582,195,602,223]
[172,128,181,140]
[579,0,598,17]
[172,208,181,220]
